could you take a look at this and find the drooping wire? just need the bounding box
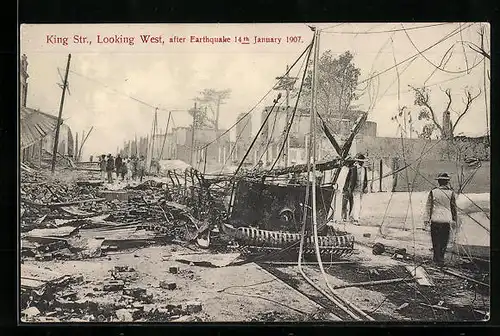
[255,103,284,167]
[357,23,475,85]
[269,42,314,171]
[195,42,314,151]
[400,23,483,74]
[321,22,453,35]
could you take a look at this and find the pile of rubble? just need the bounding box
[21,264,205,323]
[20,167,217,264]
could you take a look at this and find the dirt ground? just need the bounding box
[20,168,490,323]
[22,244,332,322]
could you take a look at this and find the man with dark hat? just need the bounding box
[341,158,355,221]
[344,153,369,224]
[115,154,123,179]
[424,172,458,266]
[106,154,115,183]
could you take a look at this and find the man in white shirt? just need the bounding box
[344,153,369,224]
[424,172,458,266]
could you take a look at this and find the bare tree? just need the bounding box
[407,85,481,140]
[192,89,231,162]
[193,89,232,132]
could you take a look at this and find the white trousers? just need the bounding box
[351,191,363,221]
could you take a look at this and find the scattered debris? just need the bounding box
[21,307,41,319]
[395,302,409,311]
[419,303,450,311]
[332,277,417,290]
[116,309,134,322]
[103,280,125,291]
[174,253,241,268]
[159,280,177,290]
[185,301,202,314]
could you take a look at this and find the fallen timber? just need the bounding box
[21,197,107,207]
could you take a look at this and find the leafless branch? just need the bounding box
[444,88,452,112]
[452,88,482,134]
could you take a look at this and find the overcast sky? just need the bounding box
[21,23,490,159]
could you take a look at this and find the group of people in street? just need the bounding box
[98,154,146,183]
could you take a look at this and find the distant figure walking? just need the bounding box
[126,157,134,180]
[120,157,128,181]
[99,154,107,180]
[252,160,264,176]
[424,172,458,267]
[344,153,368,224]
[131,156,139,180]
[138,156,146,182]
[106,154,115,183]
[115,154,123,179]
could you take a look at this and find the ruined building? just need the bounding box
[20,54,74,163]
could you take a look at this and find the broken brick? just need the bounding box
[116,309,134,322]
[35,253,53,261]
[123,287,147,298]
[21,307,40,319]
[159,280,176,290]
[103,279,125,291]
[185,301,202,314]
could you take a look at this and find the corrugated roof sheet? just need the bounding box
[20,107,62,149]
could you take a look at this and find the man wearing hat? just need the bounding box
[424,172,458,266]
[106,154,115,183]
[344,153,369,224]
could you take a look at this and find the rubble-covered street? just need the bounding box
[19,22,491,324]
[20,163,490,323]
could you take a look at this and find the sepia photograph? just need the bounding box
[19,23,490,323]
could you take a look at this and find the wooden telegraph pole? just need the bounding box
[159,111,172,160]
[51,54,71,174]
[275,65,297,167]
[151,108,158,161]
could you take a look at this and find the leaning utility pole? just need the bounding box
[159,111,172,160]
[275,64,297,167]
[78,126,94,161]
[151,108,158,161]
[51,54,71,174]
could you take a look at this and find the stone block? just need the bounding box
[185,301,202,314]
[159,280,176,290]
[99,190,130,202]
[103,279,125,291]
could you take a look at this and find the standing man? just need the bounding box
[424,172,458,267]
[138,155,146,182]
[344,153,368,225]
[131,156,138,180]
[341,159,355,222]
[115,154,123,180]
[106,154,115,183]
[126,157,134,181]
